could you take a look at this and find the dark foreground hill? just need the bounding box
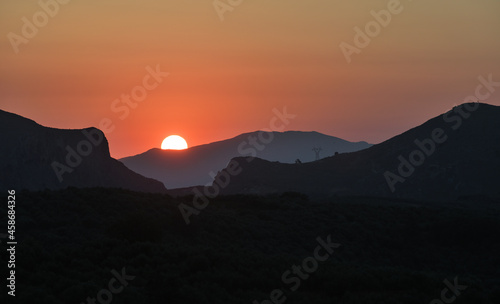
[120,131,371,189]
[215,103,500,200]
[0,110,166,193]
[2,188,499,303]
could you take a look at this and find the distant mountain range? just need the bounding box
[0,110,166,193]
[120,131,372,188]
[209,103,500,200]
[3,103,499,201]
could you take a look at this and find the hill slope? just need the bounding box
[0,110,166,193]
[120,131,371,188]
[215,103,500,200]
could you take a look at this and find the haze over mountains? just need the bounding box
[213,103,500,201]
[0,110,166,193]
[120,131,371,189]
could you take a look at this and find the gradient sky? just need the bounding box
[1,0,499,158]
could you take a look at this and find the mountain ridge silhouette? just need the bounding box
[120,130,372,188]
[211,103,500,200]
[0,109,166,193]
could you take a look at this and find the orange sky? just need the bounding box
[1,0,499,158]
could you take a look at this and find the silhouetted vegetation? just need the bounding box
[1,188,500,303]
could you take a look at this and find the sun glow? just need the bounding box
[161,135,188,150]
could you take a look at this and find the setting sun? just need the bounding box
[161,135,188,150]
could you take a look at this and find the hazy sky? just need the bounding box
[1,0,499,158]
